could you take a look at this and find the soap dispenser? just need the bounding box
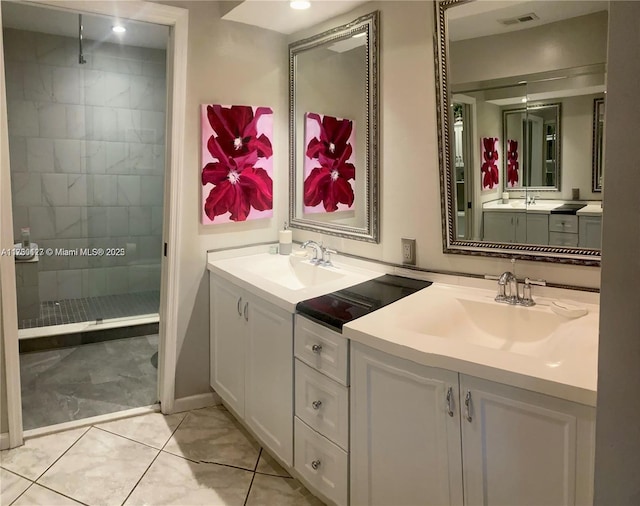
[279,222,292,255]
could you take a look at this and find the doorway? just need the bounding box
[0,0,187,444]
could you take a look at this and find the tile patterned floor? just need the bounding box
[20,290,160,329]
[0,407,324,506]
[20,335,158,430]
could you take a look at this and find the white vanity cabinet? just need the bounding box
[483,211,549,245]
[460,375,595,506]
[483,211,527,243]
[350,343,596,506]
[293,315,350,506]
[578,216,602,249]
[350,343,464,506]
[209,274,294,466]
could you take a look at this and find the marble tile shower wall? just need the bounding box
[4,28,166,302]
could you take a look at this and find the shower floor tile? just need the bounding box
[19,290,160,329]
[20,334,158,430]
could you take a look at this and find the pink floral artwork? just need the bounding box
[480,137,499,190]
[303,112,356,214]
[201,104,274,224]
[506,139,520,188]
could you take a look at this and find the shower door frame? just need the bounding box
[0,0,188,447]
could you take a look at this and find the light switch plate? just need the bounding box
[401,238,416,265]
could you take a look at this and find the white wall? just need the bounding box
[161,1,289,398]
[594,2,640,504]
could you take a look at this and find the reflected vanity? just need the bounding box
[288,11,379,242]
[436,0,606,263]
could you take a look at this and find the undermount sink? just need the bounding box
[241,255,345,290]
[401,284,595,360]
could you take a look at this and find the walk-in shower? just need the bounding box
[2,1,169,429]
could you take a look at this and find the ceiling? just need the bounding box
[448,0,609,41]
[222,0,370,35]
[1,1,168,49]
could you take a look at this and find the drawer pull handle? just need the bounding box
[311,344,323,354]
[312,400,322,410]
[464,391,473,422]
[446,387,454,417]
[311,459,321,470]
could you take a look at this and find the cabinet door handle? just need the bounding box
[446,386,454,417]
[312,400,322,410]
[311,459,321,470]
[243,302,248,321]
[510,217,514,225]
[237,297,243,316]
[311,344,322,354]
[464,391,473,422]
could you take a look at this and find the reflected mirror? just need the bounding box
[289,11,379,242]
[435,0,607,264]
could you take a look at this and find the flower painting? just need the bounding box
[303,112,356,214]
[506,139,520,188]
[201,104,274,224]
[480,137,500,190]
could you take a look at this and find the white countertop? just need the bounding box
[484,199,603,217]
[576,204,603,216]
[343,283,598,406]
[207,249,385,313]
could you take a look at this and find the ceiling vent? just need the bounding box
[498,13,540,26]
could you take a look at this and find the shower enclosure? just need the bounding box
[2,1,169,429]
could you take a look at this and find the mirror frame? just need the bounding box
[592,97,605,192]
[288,11,380,243]
[502,103,562,191]
[434,0,600,265]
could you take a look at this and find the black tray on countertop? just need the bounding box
[550,203,586,215]
[296,274,431,333]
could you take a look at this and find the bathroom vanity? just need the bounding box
[208,248,598,506]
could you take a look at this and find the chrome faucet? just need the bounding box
[301,240,324,264]
[497,271,519,304]
[492,272,546,306]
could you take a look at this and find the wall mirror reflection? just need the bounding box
[289,11,379,242]
[436,0,607,263]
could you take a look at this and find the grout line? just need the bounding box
[33,425,92,482]
[7,481,34,506]
[243,448,262,506]
[253,448,262,472]
[119,449,162,506]
[31,482,91,506]
[92,426,166,452]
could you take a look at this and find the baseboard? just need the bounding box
[0,432,10,450]
[172,391,221,413]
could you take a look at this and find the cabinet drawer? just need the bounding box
[294,417,348,506]
[295,360,349,450]
[295,315,349,386]
[549,231,579,247]
[549,215,578,233]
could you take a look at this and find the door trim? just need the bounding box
[0,0,188,446]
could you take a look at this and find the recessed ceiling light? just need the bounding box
[112,25,126,34]
[352,32,366,39]
[290,1,311,10]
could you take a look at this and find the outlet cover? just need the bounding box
[401,238,416,265]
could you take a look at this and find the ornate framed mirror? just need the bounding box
[435,0,606,265]
[288,11,379,242]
